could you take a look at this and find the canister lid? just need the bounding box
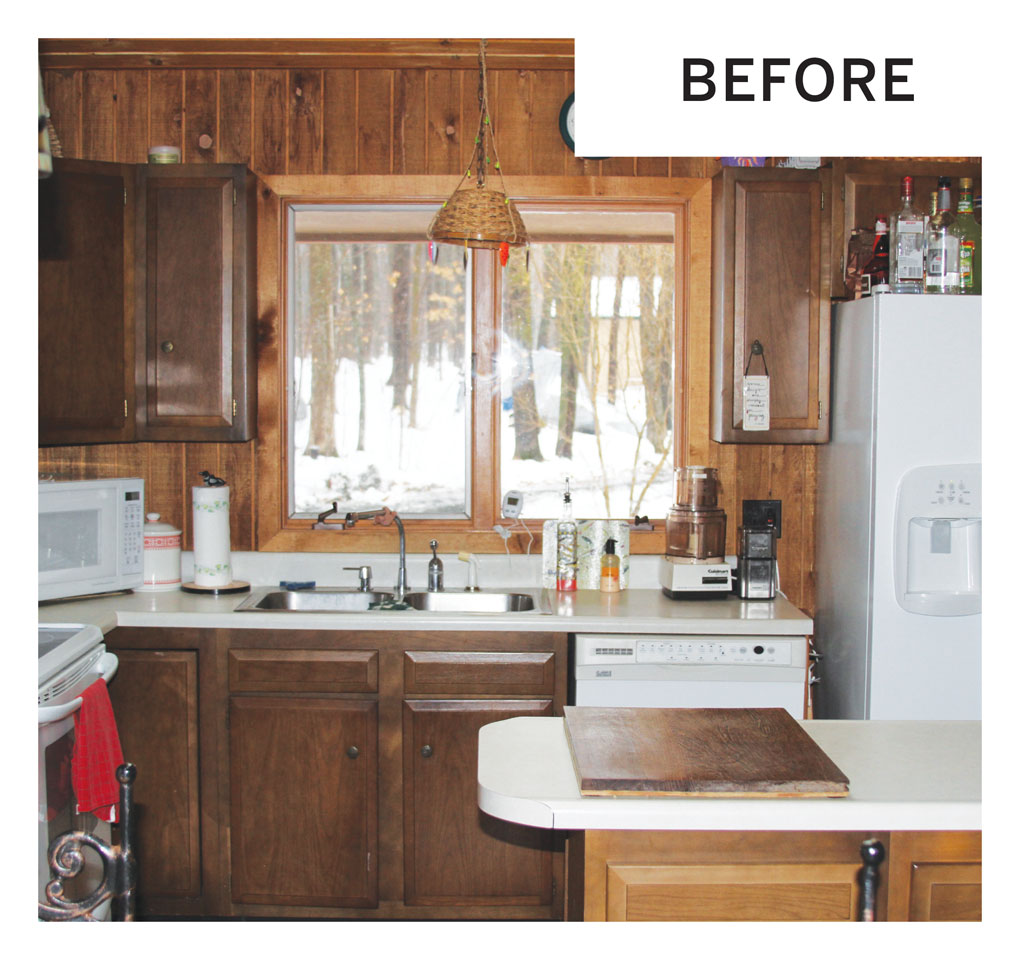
[144,512,181,535]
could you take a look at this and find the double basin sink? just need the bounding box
[235,586,543,614]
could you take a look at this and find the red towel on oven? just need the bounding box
[71,678,125,823]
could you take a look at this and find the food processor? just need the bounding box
[659,465,732,598]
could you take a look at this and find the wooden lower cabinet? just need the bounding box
[229,696,378,907]
[106,649,202,912]
[403,699,556,908]
[570,829,981,922]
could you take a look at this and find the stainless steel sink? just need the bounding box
[235,587,394,612]
[402,591,537,613]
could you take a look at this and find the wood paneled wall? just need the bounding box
[38,40,817,614]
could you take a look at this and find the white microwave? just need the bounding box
[38,478,145,601]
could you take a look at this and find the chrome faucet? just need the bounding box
[428,540,444,592]
[343,509,407,602]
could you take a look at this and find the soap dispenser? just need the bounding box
[428,539,444,592]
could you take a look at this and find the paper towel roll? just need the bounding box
[192,484,232,587]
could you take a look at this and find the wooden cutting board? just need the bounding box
[563,706,849,798]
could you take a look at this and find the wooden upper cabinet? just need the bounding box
[39,159,135,444]
[37,160,256,446]
[135,165,257,441]
[711,167,831,444]
[829,158,982,299]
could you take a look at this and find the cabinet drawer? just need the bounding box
[404,651,555,696]
[228,649,378,693]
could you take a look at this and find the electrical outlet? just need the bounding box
[742,499,782,537]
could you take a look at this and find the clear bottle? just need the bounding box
[555,479,577,592]
[889,175,925,293]
[600,538,620,593]
[861,216,890,295]
[956,177,981,295]
[924,176,963,294]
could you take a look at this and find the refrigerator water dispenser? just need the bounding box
[893,464,981,616]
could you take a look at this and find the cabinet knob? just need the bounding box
[346,745,359,759]
[161,340,175,354]
[420,745,433,759]
[858,838,885,921]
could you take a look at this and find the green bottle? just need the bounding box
[956,177,982,295]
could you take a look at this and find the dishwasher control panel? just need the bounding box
[575,634,799,666]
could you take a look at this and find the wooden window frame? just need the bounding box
[255,175,709,555]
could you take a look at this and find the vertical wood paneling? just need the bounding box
[218,69,252,163]
[357,70,392,173]
[142,443,187,539]
[288,69,322,174]
[253,69,286,174]
[116,70,149,163]
[43,69,81,159]
[322,69,357,174]
[149,70,183,150]
[637,157,669,177]
[184,69,218,163]
[490,70,532,176]
[530,71,569,175]
[425,69,464,175]
[81,70,116,160]
[393,69,427,175]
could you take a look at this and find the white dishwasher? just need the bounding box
[571,633,808,718]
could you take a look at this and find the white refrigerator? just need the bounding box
[814,295,981,721]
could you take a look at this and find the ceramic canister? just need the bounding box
[139,513,182,592]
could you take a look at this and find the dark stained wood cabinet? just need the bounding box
[711,167,831,444]
[229,696,378,907]
[39,159,136,445]
[37,160,256,446]
[403,698,556,906]
[829,158,983,300]
[136,165,256,441]
[106,648,202,909]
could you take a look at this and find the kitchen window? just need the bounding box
[267,181,694,554]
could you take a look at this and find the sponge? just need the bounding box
[279,580,315,591]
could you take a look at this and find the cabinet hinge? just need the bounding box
[233,186,237,207]
[232,398,237,417]
[841,183,846,201]
[123,187,128,206]
[819,400,824,419]
[840,254,845,276]
[820,191,825,211]
[124,399,128,418]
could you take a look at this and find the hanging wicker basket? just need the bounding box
[427,182,528,249]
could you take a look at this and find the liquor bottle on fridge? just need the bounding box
[860,216,890,295]
[556,479,577,591]
[956,177,981,294]
[889,175,925,293]
[924,176,963,294]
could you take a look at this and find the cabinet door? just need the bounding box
[887,831,981,921]
[106,650,201,905]
[830,159,982,299]
[229,696,378,907]
[711,167,831,443]
[39,159,135,444]
[403,699,556,908]
[136,165,255,441]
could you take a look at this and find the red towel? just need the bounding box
[71,678,124,823]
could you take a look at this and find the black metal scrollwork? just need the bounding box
[38,763,137,922]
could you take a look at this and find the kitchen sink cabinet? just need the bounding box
[37,159,256,446]
[828,158,983,300]
[710,167,831,444]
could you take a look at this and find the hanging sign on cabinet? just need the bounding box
[742,340,770,431]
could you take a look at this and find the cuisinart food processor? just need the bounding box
[659,466,732,598]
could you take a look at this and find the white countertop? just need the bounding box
[477,717,981,832]
[38,587,812,636]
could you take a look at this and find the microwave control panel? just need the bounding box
[120,490,144,572]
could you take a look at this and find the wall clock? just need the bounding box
[559,92,608,160]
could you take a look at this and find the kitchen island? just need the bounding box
[478,717,981,921]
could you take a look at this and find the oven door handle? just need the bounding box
[37,652,120,725]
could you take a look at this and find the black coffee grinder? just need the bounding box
[737,500,781,600]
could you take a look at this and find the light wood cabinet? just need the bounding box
[37,159,256,446]
[886,830,981,922]
[711,167,831,444]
